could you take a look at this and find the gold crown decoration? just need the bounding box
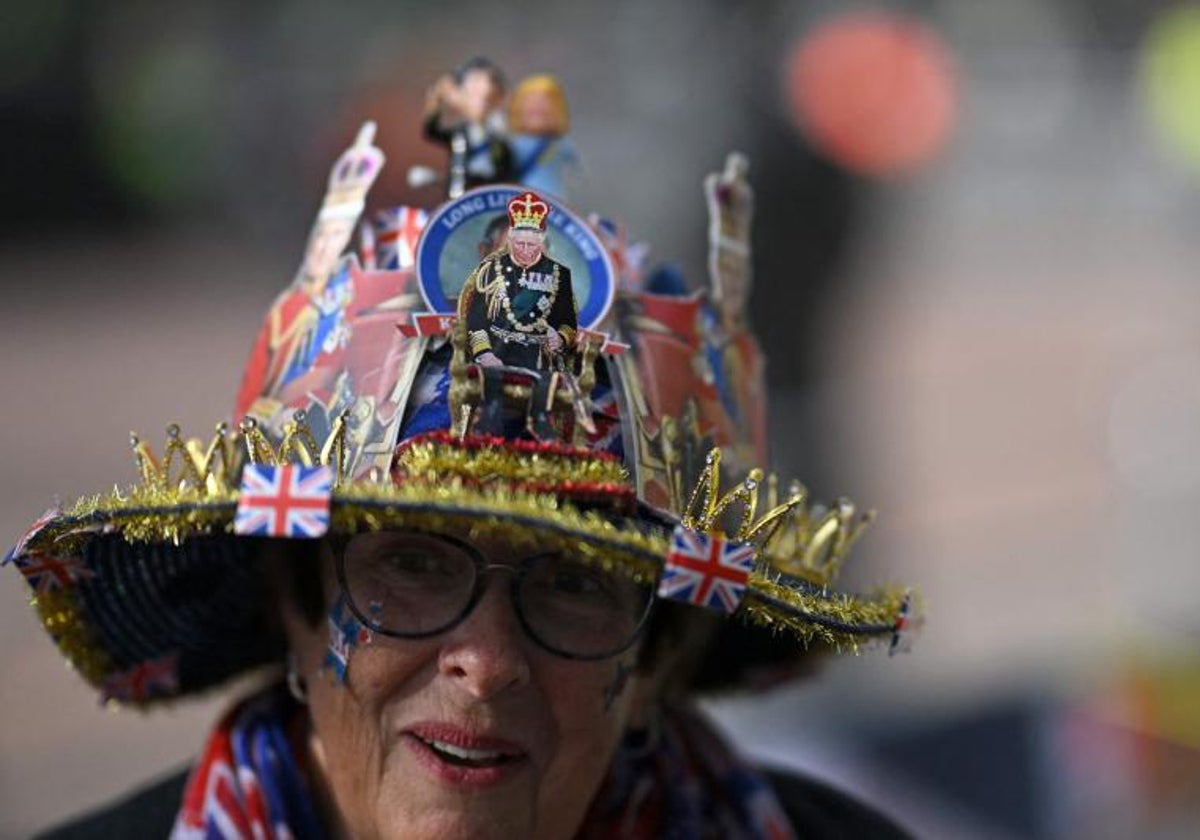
[131,422,237,496]
[130,410,351,496]
[507,191,550,230]
[758,475,875,589]
[680,448,875,589]
[680,448,805,548]
[239,410,350,486]
[319,121,385,221]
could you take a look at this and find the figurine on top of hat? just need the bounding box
[422,56,512,198]
[5,60,920,707]
[507,73,580,201]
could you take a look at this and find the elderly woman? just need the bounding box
[12,121,916,839]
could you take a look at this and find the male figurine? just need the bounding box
[423,57,512,198]
[458,190,577,374]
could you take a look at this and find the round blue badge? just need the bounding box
[415,185,615,330]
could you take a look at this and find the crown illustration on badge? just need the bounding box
[507,191,550,230]
[681,449,874,589]
[319,121,385,221]
[130,411,351,494]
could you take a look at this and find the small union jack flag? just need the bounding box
[585,385,622,453]
[658,525,755,614]
[889,590,916,657]
[14,554,95,594]
[101,651,180,703]
[235,465,332,539]
[5,506,61,565]
[373,206,428,270]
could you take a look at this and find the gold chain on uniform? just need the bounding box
[479,256,560,334]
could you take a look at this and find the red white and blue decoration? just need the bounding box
[101,651,180,703]
[415,184,615,330]
[14,553,95,594]
[658,525,755,614]
[4,505,60,566]
[325,595,372,684]
[171,688,323,840]
[373,205,429,270]
[234,465,333,539]
[889,590,915,657]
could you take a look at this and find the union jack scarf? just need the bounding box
[170,688,322,840]
[583,705,796,840]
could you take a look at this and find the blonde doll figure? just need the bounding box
[508,74,580,201]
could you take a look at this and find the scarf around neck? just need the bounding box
[171,686,794,839]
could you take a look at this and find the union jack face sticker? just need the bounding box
[658,525,755,614]
[325,595,372,684]
[235,464,332,539]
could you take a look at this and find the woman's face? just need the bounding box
[282,540,648,840]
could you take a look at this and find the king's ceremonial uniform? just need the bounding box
[458,250,577,371]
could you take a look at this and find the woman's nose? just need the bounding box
[436,574,532,699]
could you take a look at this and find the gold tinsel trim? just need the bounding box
[394,438,630,487]
[12,473,918,698]
[740,575,917,652]
[30,587,112,686]
[331,478,666,582]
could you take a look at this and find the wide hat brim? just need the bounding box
[7,434,914,706]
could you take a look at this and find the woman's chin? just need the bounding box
[376,797,536,840]
[375,749,538,839]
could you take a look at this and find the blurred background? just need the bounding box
[3,0,1200,836]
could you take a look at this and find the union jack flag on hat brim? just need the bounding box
[658,525,755,614]
[235,465,333,539]
[14,553,94,594]
[5,506,61,565]
[101,651,180,703]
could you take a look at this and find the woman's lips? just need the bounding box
[402,723,529,788]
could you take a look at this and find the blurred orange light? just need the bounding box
[785,11,958,178]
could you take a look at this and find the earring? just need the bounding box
[286,651,308,704]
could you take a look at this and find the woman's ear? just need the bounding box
[628,603,722,723]
[260,539,330,661]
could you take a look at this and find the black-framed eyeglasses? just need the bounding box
[333,530,655,660]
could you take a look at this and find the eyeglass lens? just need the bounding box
[337,530,653,659]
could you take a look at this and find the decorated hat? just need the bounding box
[5,123,919,706]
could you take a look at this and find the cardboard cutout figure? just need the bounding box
[456,190,577,373]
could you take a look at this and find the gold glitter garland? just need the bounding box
[394,437,629,487]
[332,478,666,582]
[12,465,917,697]
[30,588,112,687]
[740,575,916,651]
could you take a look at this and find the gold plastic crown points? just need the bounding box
[764,494,876,588]
[682,446,873,588]
[131,411,351,494]
[682,447,802,545]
